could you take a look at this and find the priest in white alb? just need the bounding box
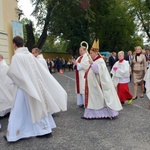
[111,51,133,105]
[0,54,16,118]
[82,40,122,119]
[74,44,90,107]
[5,36,67,142]
[32,47,48,70]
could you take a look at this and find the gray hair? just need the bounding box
[32,48,41,54]
[118,51,124,56]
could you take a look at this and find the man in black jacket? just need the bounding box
[109,52,118,69]
[124,50,133,65]
[109,52,118,77]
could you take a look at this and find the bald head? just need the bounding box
[0,54,3,61]
[32,48,40,57]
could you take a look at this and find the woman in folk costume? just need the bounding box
[5,36,67,142]
[82,40,122,119]
[111,51,133,105]
[74,46,90,107]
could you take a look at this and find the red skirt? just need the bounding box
[117,83,132,102]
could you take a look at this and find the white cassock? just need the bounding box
[144,68,150,99]
[83,55,122,119]
[75,53,90,106]
[111,60,130,87]
[6,47,67,142]
[37,54,49,70]
[0,60,16,117]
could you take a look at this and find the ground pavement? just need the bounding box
[0,71,150,150]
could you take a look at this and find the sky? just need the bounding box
[18,0,34,20]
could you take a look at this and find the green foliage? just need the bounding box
[89,0,137,51]
[42,35,69,52]
[26,0,148,54]
[126,0,150,42]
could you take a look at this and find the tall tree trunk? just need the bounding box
[36,4,53,49]
[36,25,48,49]
[25,21,35,52]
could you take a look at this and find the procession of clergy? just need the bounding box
[0,36,149,142]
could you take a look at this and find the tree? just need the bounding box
[42,35,69,52]
[39,0,138,52]
[127,0,150,42]
[22,0,60,51]
[20,18,38,51]
[86,0,138,51]
[20,18,32,44]
[23,0,144,53]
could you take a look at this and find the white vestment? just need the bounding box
[0,60,16,116]
[83,55,122,119]
[144,68,150,99]
[6,88,56,142]
[75,53,90,105]
[111,60,130,87]
[37,54,49,70]
[6,47,67,142]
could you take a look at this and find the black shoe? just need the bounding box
[121,102,125,105]
[5,112,10,118]
[0,112,10,119]
[81,116,95,120]
[79,105,84,108]
[3,135,7,141]
[132,96,137,100]
[81,116,87,119]
[36,133,52,138]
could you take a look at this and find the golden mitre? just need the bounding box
[91,39,99,52]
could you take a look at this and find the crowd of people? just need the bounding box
[0,35,150,143]
[109,47,150,104]
[74,40,122,119]
[45,56,77,73]
[74,42,150,120]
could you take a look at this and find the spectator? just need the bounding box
[109,52,118,76]
[56,57,62,72]
[67,58,73,71]
[131,46,147,100]
[125,50,133,65]
[47,58,53,73]
[61,58,66,71]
